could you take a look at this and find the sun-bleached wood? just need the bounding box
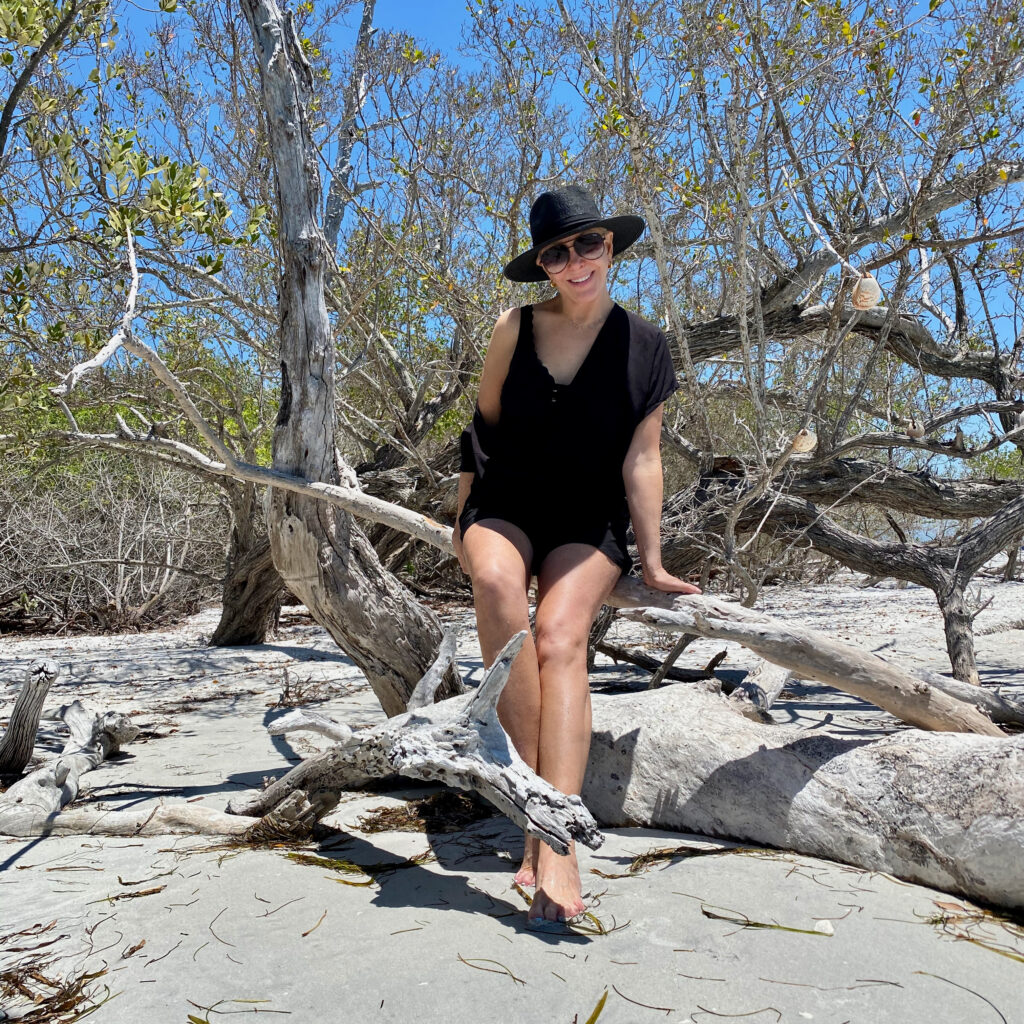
[0,690,318,839]
[608,579,1003,736]
[0,699,139,835]
[239,0,461,717]
[228,632,603,856]
[0,659,59,776]
[583,686,1024,912]
[726,657,793,721]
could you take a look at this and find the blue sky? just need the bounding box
[369,0,470,53]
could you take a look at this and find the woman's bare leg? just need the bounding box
[460,519,540,884]
[529,544,621,923]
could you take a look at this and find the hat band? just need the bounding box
[531,213,605,248]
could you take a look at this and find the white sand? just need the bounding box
[1,580,1022,1023]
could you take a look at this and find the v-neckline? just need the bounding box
[528,303,618,389]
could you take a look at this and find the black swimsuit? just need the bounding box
[459,304,677,575]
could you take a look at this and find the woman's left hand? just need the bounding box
[642,566,702,594]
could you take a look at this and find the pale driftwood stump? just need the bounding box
[0,659,59,776]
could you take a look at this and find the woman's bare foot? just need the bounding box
[514,834,539,887]
[527,841,586,924]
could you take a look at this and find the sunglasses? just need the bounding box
[536,231,608,274]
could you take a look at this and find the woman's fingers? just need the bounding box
[642,568,702,594]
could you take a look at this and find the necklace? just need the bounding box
[561,301,614,333]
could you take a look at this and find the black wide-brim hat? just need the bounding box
[503,185,645,283]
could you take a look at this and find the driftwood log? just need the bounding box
[608,579,1007,735]
[582,685,1024,912]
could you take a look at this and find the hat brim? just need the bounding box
[502,215,645,283]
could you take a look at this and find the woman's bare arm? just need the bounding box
[476,306,521,425]
[622,404,701,594]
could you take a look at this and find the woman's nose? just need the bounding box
[566,244,588,270]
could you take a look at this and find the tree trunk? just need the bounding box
[935,578,981,685]
[582,685,1024,912]
[210,482,285,646]
[1004,531,1022,581]
[210,533,283,645]
[241,0,461,716]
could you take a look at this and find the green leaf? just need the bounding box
[584,989,609,1024]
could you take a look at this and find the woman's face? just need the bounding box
[537,229,613,298]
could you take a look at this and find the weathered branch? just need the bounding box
[323,0,377,251]
[606,581,1003,736]
[0,700,140,835]
[759,160,1024,310]
[673,302,1022,390]
[789,458,1024,520]
[228,632,602,855]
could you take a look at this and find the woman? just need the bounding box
[452,185,700,929]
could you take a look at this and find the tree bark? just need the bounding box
[0,660,59,776]
[1004,535,1021,581]
[582,686,1024,912]
[934,579,981,686]
[210,482,285,646]
[240,0,461,716]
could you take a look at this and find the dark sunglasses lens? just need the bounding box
[574,232,606,258]
[538,245,570,272]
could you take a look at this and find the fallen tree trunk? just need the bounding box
[2,627,1021,910]
[582,685,1024,912]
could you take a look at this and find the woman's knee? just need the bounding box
[534,620,588,669]
[471,559,528,611]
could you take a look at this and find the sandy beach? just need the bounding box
[2,579,1022,1023]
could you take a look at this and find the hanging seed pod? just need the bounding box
[792,428,818,453]
[851,275,882,310]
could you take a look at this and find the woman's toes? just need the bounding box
[514,865,536,887]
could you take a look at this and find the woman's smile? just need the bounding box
[566,269,595,286]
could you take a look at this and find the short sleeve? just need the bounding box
[458,428,475,473]
[640,332,678,420]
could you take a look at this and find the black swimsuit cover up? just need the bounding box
[459,303,677,574]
